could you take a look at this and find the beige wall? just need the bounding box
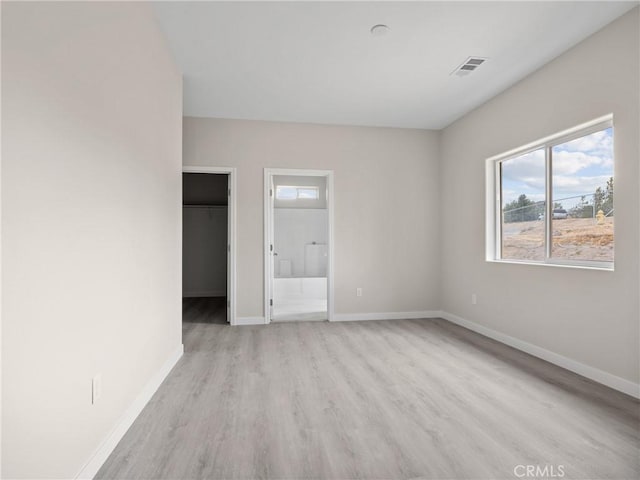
[184,118,441,318]
[1,2,182,478]
[440,9,639,384]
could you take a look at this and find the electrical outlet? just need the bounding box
[92,374,102,404]
[356,287,362,297]
[471,293,477,305]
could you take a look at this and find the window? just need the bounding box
[275,185,319,200]
[488,116,614,269]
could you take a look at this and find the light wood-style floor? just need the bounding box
[97,305,639,479]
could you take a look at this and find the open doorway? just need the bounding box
[264,169,334,323]
[182,167,236,327]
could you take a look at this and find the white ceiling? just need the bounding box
[152,1,637,129]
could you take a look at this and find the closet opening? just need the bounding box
[182,172,230,327]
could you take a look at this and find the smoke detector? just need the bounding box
[451,57,488,77]
[370,24,390,36]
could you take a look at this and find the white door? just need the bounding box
[268,175,275,320]
[226,177,231,323]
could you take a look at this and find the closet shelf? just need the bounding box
[183,204,228,208]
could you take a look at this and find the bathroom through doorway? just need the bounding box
[264,169,334,323]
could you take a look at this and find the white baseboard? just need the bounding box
[332,311,441,322]
[439,311,640,399]
[75,344,184,479]
[235,316,266,325]
[183,290,226,298]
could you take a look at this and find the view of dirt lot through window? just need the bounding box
[500,126,614,264]
[502,216,614,262]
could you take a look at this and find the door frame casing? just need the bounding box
[182,166,237,326]
[264,168,335,324]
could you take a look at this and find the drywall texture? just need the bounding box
[183,207,228,296]
[184,118,440,317]
[440,8,639,385]
[2,2,182,478]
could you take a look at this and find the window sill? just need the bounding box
[486,258,614,272]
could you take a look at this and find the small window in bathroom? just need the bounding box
[275,186,319,200]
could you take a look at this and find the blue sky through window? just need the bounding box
[275,185,319,200]
[276,186,297,200]
[502,128,613,210]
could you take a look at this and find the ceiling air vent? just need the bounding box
[451,57,488,77]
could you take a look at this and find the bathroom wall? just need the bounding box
[273,175,328,277]
[274,209,328,277]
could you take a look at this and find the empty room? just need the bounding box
[1,1,639,480]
